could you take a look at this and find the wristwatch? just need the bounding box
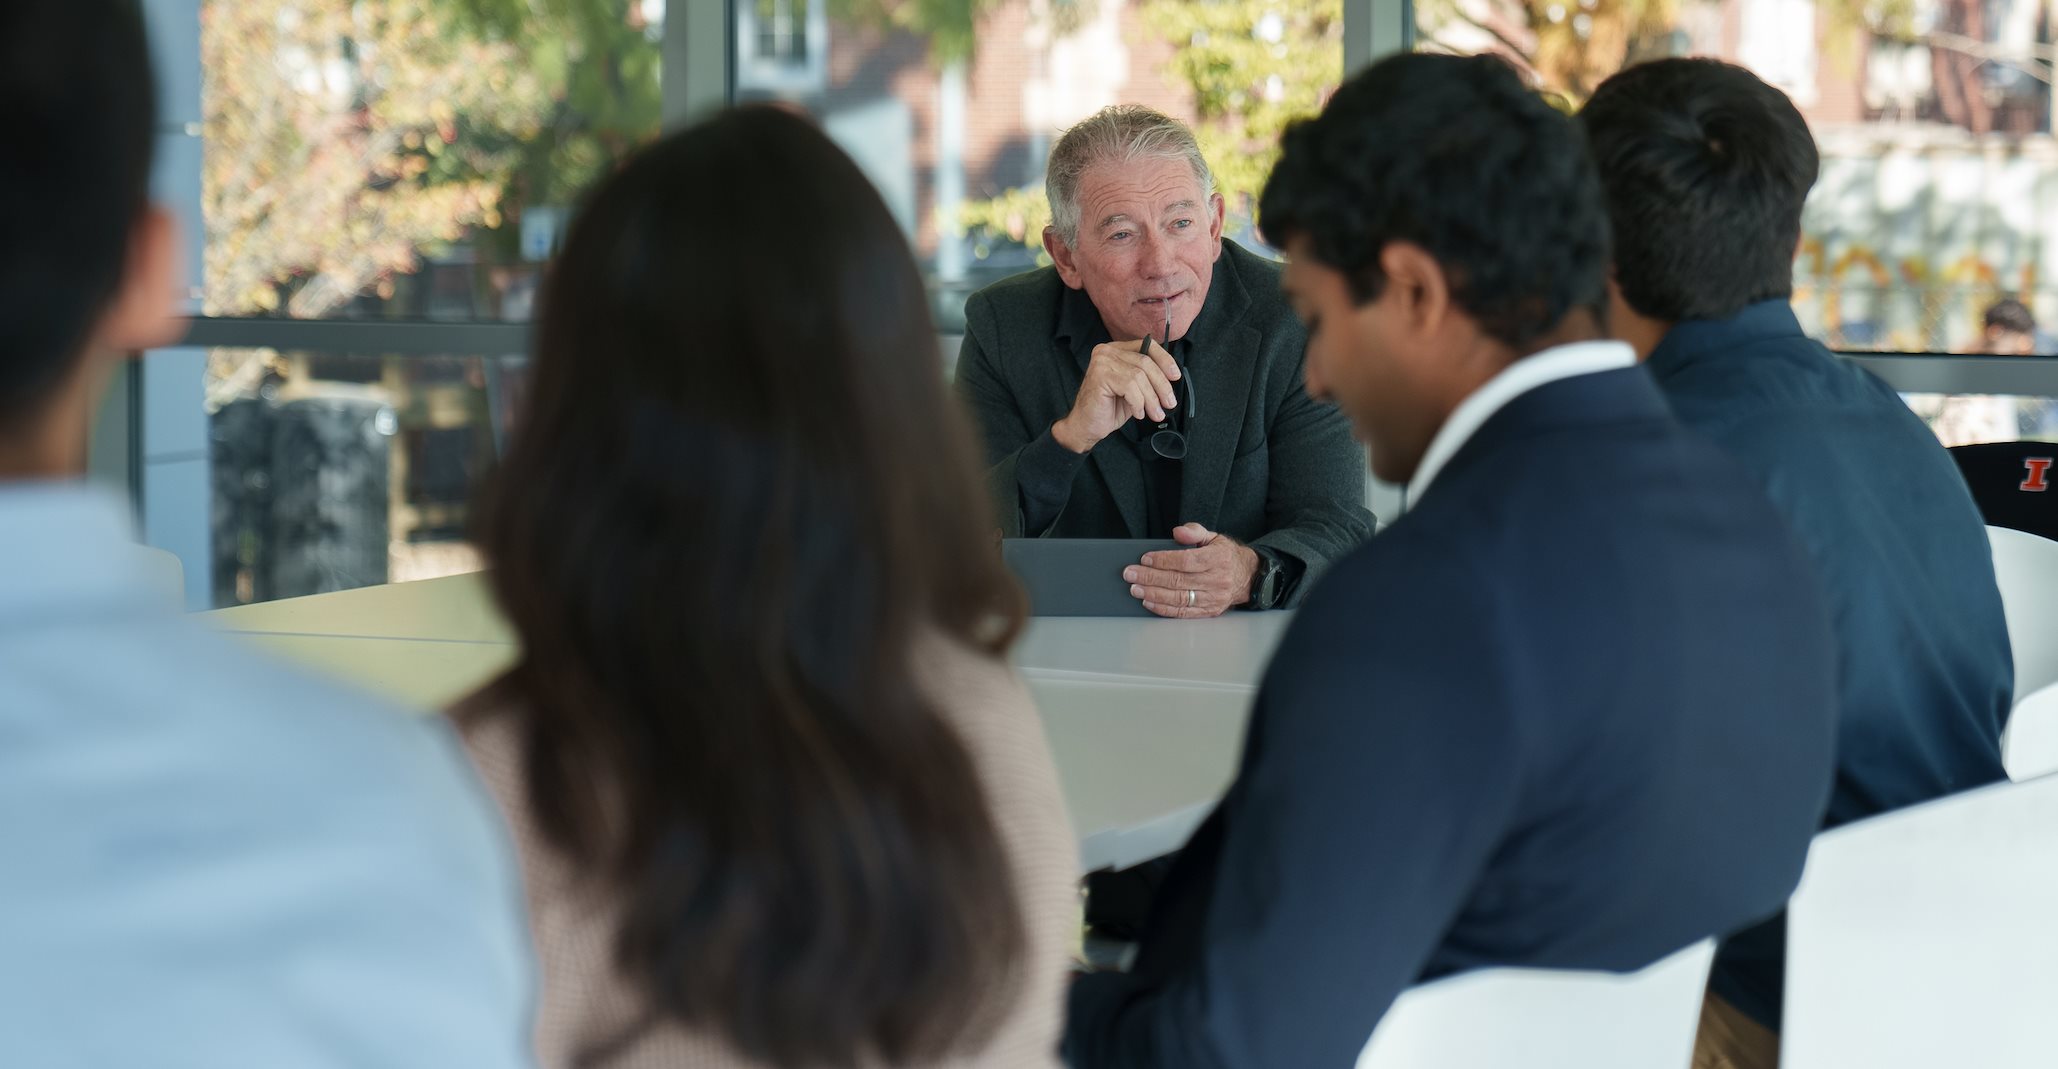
[1247,548,1288,610]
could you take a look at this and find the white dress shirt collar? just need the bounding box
[1407,339,1637,509]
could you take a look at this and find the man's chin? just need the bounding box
[1365,445,1412,486]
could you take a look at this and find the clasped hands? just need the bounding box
[1125,523,1257,619]
[1050,337,1253,619]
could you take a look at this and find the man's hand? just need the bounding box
[1052,337,1181,454]
[1124,523,1259,619]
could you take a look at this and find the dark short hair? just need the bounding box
[470,107,1028,1067]
[1259,52,1610,351]
[1579,58,1820,323]
[1986,296,2037,335]
[0,0,158,420]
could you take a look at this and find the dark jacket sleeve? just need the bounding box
[954,292,1084,537]
[1248,355,1374,604]
[1064,547,1520,1069]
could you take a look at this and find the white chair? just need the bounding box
[1355,939,1714,1069]
[137,544,186,608]
[1366,473,1405,530]
[1987,525,2058,704]
[2005,682,2058,781]
[1782,773,2058,1069]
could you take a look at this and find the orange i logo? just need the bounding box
[2023,457,2054,493]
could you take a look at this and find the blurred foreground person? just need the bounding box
[0,3,534,1066]
[456,106,1077,1068]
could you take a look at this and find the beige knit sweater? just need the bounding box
[459,637,1078,1069]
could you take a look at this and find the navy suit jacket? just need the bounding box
[1064,366,1839,1069]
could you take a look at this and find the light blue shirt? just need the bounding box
[0,483,534,1068]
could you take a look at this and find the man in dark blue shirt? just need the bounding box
[1062,53,1841,1069]
[1580,59,2015,1067]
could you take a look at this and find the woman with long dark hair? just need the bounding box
[456,106,1076,1069]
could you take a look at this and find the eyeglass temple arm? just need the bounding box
[1163,312,1197,420]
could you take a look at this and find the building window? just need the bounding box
[736,0,829,94]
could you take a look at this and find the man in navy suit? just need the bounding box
[1063,53,1841,1069]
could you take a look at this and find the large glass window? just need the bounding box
[202,348,523,608]
[200,0,663,322]
[1416,0,2058,356]
[143,1,664,609]
[731,0,1346,332]
[1903,391,2058,446]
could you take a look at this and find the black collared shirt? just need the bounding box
[1017,286,1193,539]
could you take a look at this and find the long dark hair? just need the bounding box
[470,106,1029,1067]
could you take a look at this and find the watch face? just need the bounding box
[1251,556,1280,608]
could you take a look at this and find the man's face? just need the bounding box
[1985,326,2037,356]
[1046,156,1225,344]
[1281,235,1459,485]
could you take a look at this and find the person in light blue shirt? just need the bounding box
[0,3,534,1066]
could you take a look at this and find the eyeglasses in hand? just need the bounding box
[1150,361,1195,461]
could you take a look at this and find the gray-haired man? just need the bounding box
[955,105,1372,616]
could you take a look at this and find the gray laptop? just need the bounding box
[1002,538,1182,617]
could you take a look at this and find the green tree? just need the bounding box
[1146,0,1341,223]
[1414,0,1683,105]
[830,0,1001,63]
[962,0,1342,264]
[202,0,661,319]
[202,1,546,316]
[1413,0,1902,109]
[447,0,664,257]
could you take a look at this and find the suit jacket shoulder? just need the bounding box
[1218,240,1293,330]
[964,263,1066,339]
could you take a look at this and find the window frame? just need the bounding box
[124,0,2058,609]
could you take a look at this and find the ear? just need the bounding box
[1207,192,1226,254]
[96,206,186,354]
[1044,226,1085,290]
[1605,274,1631,331]
[1377,241,1450,336]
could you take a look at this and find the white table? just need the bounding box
[1016,610,1290,689]
[204,573,1290,873]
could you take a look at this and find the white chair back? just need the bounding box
[1987,525,2058,703]
[1366,473,1404,531]
[137,545,186,609]
[2005,682,2058,782]
[1355,939,1714,1069]
[1783,773,2058,1068]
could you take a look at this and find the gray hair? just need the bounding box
[1046,105,1216,247]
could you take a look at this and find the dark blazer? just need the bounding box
[954,241,1372,601]
[1648,301,2014,1031]
[1064,366,1839,1069]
